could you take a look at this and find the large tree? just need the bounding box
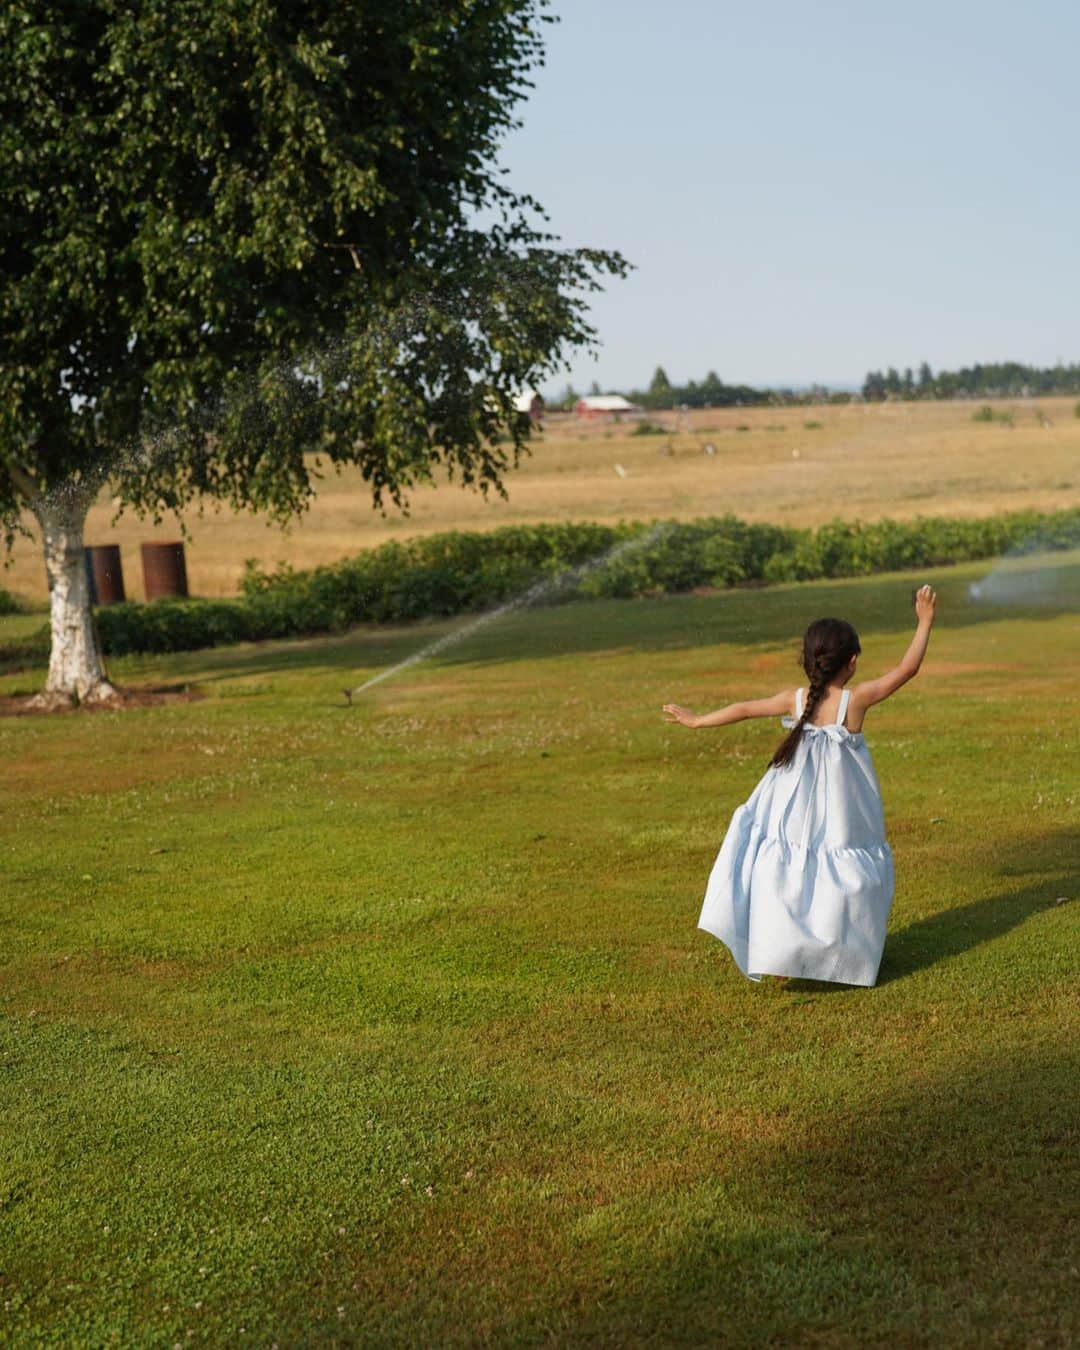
[1,0,627,704]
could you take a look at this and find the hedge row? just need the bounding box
[0,627,49,675]
[91,507,1080,657]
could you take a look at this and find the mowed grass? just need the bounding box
[1,553,1077,1346]
[4,396,1079,602]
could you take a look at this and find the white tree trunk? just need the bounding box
[31,496,118,706]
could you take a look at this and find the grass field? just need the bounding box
[2,551,1077,1345]
[4,396,1078,604]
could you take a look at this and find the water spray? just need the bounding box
[342,522,668,704]
[965,533,1080,609]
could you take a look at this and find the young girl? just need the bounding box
[663,585,937,987]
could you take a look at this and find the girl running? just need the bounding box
[662,585,937,985]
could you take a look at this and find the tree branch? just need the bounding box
[321,242,363,271]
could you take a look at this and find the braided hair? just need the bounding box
[770,617,861,769]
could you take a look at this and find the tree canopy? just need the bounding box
[1,0,627,539]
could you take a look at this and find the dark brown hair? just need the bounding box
[770,617,861,769]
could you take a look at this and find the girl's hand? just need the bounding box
[914,583,937,623]
[663,703,699,728]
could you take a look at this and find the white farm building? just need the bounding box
[573,394,644,421]
[513,389,545,423]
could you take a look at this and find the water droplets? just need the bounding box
[347,523,669,699]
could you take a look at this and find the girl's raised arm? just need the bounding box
[851,584,937,714]
[663,689,796,728]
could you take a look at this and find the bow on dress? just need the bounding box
[779,715,851,743]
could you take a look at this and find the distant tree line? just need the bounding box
[551,367,845,412]
[549,359,1080,413]
[631,366,765,410]
[861,361,1080,401]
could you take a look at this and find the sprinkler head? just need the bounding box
[343,688,353,706]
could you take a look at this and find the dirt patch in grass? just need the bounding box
[0,682,204,717]
[750,649,797,672]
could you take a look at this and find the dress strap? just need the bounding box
[795,687,804,719]
[836,688,851,727]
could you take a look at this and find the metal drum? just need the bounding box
[84,544,126,605]
[141,541,189,600]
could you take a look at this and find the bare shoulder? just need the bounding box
[847,676,896,730]
[848,680,871,707]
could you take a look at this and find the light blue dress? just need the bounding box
[697,687,895,986]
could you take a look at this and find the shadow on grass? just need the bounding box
[782,830,1077,995]
[783,879,1070,997]
[358,1043,1076,1345]
[880,825,1077,984]
[878,879,1072,985]
[578,1046,1074,1343]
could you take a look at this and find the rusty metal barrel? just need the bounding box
[84,544,126,605]
[141,541,189,600]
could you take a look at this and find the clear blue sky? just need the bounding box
[497,0,1080,394]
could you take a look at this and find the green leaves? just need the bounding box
[1,1,628,536]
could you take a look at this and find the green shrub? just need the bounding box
[630,420,667,436]
[1073,401,1080,419]
[0,587,21,616]
[0,623,49,674]
[803,420,823,430]
[94,598,257,656]
[972,405,1013,426]
[81,508,1080,656]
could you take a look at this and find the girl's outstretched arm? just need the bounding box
[851,583,937,715]
[663,689,795,728]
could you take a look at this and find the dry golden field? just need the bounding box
[5,396,1079,602]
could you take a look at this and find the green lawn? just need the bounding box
[1,554,1077,1346]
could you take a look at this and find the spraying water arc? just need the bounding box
[342,523,668,703]
[966,533,1080,609]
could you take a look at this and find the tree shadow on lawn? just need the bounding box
[364,1043,1075,1345]
[170,558,1078,691]
[549,1046,1074,1343]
